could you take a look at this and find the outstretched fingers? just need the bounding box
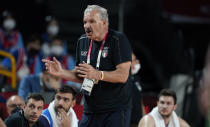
[53,57,60,65]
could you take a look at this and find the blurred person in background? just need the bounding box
[47,37,81,92]
[130,52,145,127]
[18,69,61,103]
[25,34,43,75]
[0,10,25,72]
[41,16,68,57]
[16,34,44,81]
[6,95,25,116]
[198,43,210,127]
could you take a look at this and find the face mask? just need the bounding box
[3,19,16,30]
[131,63,141,75]
[17,64,29,79]
[41,43,51,56]
[50,46,63,56]
[28,49,39,57]
[47,25,59,36]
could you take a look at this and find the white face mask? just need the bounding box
[50,45,63,56]
[131,63,141,75]
[47,25,59,36]
[17,65,29,79]
[3,19,16,30]
[41,43,51,56]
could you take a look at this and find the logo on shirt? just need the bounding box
[102,47,109,58]
[81,51,88,56]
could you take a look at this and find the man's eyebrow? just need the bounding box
[64,97,70,100]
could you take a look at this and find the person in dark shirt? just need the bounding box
[130,52,144,127]
[6,95,25,116]
[5,93,45,127]
[42,4,132,127]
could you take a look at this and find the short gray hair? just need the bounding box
[84,5,109,25]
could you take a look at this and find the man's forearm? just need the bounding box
[100,61,131,83]
[60,69,83,83]
[102,70,129,83]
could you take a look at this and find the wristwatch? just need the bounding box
[93,79,99,84]
[93,71,104,84]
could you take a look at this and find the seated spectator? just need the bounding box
[138,89,190,127]
[41,16,67,56]
[5,93,45,127]
[0,10,25,72]
[40,85,78,127]
[18,69,61,103]
[18,34,44,78]
[6,95,25,116]
[130,52,145,127]
[46,37,81,92]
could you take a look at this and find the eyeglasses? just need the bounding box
[8,104,23,108]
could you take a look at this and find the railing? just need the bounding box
[0,50,16,89]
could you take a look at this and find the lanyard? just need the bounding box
[87,32,108,69]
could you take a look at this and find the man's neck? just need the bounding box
[163,116,171,126]
[29,122,34,127]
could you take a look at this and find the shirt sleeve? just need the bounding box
[75,39,80,66]
[39,115,50,127]
[112,33,132,66]
[4,115,19,127]
[18,76,30,100]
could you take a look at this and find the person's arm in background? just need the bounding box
[18,76,30,100]
[138,115,155,127]
[179,117,191,127]
[0,117,6,127]
[17,32,24,49]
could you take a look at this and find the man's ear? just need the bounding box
[103,19,107,25]
[173,104,177,110]
[72,100,76,107]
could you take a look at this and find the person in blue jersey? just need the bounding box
[40,85,78,127]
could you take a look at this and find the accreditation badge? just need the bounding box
[81,78,94,96]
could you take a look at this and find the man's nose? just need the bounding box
[32,108,38,113]
[163,103,168,108]
[84,23,90,28]
[58,99,65,105]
